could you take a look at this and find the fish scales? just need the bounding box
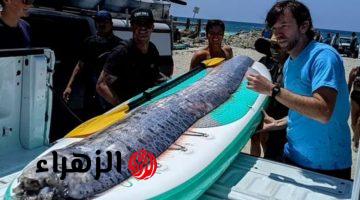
[15,56,253,199]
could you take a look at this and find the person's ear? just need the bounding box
[300,20,310,34]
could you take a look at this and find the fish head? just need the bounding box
[13,155,67,199]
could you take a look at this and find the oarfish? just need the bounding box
[14,56,253,199]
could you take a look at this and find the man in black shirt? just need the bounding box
[251,36,289,161]
[97,8,163,105]
[63,10,122,118]
[0,0,33,49]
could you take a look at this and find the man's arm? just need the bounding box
[63,61,84,102]
[247,74,336,123]
[96,70,120,106]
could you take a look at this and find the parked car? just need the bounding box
[338,37,351,56]
[338,36,359,57]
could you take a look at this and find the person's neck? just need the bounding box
[208,43,223,57]
[97,32,113,38]
[289,36,310,59]
[134,39,149,54]
[0,10,20,27]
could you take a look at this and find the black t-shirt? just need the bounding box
[103,39,161,102]
[79,34,122,80]
[79,34,122,93]
[0,18,31,49]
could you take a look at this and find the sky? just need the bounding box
[170,0,360,32]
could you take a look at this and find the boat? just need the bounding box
[3,57,270,199]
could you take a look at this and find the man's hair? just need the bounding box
[266,0,315,40]
[205,20,225,34]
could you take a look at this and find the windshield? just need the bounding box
[340,38,351,43]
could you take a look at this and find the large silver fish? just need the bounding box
[14,56,253,199]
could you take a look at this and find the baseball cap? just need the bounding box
[130,8,154,24]
[94,10,112,22]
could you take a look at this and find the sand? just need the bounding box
[173,45,360,178]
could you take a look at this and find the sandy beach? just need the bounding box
[173,44,360,178]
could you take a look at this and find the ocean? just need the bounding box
[175,17,359,38]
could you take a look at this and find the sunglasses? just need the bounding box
[270,42,280,50]
[269,42,282,57]
[22,0,34,5]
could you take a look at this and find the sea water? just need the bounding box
[175,16,359,38]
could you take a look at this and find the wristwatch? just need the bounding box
[271,84,281,98]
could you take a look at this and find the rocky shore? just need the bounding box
[225,30,262,49]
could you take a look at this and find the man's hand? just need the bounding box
[246,74,274,96]
[257,110,277,133]
[257,111,288,133]
[63,87,72,102]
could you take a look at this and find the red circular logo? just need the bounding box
[128,149,157,180]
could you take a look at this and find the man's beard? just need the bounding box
[284,37,299,52]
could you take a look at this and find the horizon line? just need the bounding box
[173,15,360,34]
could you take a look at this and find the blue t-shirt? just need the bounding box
[283,41,352,170]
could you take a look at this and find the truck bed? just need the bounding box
[200,153,353,200]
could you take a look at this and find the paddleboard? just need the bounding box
[5,61,270,200]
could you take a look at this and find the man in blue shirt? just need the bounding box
[246,0,351,179]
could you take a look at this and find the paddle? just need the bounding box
[65,57,225,138]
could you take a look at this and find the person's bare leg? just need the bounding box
[260,132,269,155]
[355,116,360,151]
[351,100,360,151]
[250,134,261,157]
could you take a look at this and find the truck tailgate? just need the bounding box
[200,153,353,200]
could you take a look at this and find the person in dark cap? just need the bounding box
[0,0,34,49]
[63,10,122,119]
[96,8,164,105]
